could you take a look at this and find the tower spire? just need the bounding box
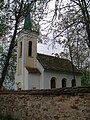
[24,11,39,33]
[24,11,33,30]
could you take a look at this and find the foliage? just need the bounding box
[4,47,17,89]
[0,37,17,89]
[0,114,15,120]
[81,70,90,86]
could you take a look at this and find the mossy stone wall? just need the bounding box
[0,87,90,120]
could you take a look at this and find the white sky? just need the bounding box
[37,0,64,56]
[37,43,64,55]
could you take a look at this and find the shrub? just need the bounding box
[0,114,15,120]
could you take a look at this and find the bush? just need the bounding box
[0,114,15,120]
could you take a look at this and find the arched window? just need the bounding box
[28,41,32,56]
[62,78,67,88]
[19,42,22,57]
[72,79,76,87]
[51,77,56,89]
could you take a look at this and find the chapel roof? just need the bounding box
[37,53,82,74]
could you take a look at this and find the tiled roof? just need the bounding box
[37,53,81,74]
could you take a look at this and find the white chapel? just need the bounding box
[15,13,81,90]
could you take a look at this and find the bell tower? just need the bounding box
[15,12,39,90]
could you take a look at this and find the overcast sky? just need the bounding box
[37,43,64,55]
[37,0,64,56]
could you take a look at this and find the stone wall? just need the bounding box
[0,87,90,120]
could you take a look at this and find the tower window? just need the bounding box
[20,42,22,57]
[28,41,32,56]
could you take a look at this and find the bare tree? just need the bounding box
[0,0,51,88]
[70,0,90,48]
[0,0,24,88]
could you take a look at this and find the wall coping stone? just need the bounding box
[0,87,90,96]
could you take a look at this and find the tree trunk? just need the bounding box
[69,45,76,80]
